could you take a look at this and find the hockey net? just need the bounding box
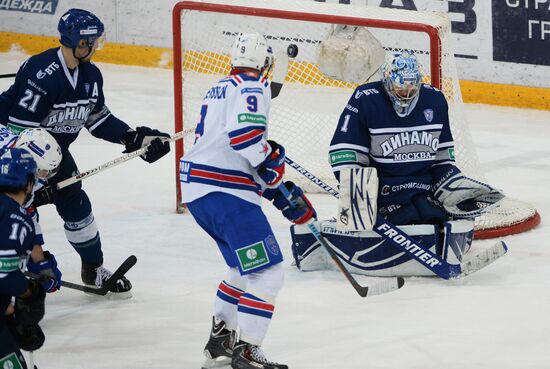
[172,0,540,239]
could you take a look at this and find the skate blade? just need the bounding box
[106,290,133,300]
[83,287,133,299]
[201,356,231,369]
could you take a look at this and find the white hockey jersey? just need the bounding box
[180,72,273,205]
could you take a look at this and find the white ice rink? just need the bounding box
[1,51,549,369]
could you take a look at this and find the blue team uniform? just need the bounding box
[0,47,132,264]
[0,194,35,366]
[329,81,459,224]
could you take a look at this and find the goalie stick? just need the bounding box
[56,129,194,190]
[283,156,508,279]
[25,255,138,296]
[277,184,404,297]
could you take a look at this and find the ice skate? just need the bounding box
[202,317,235,369]
[82,262,132,297]
[231,342,288,369]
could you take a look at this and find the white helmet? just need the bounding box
[230,33,273,71]
[15,128,62,180]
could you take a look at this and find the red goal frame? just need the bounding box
[171,0,443,213]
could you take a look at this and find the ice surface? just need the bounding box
[1,51,549,369]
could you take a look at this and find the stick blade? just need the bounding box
[98,255,138,295]
[362,277,405,298]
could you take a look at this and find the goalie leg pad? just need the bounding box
[291,219,474,277]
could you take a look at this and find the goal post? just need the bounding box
[172,0,540,239]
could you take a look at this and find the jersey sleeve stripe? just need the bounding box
[331,163,366,173]
[8,116,41,127]
[329,143,369,154]
[229,127,265,150]
[87,112,111,132]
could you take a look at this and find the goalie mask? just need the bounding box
[230,33,274,73]
[15,128,62,180]
[380,52,422,117]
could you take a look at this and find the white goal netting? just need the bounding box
[173,0,539,238]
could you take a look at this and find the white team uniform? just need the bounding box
[180,72,272,205]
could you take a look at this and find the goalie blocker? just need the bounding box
[291,219,474,277]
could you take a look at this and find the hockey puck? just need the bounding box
[287,44,298,58]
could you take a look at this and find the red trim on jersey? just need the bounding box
[230,129,264,146]
[190,169,257,187]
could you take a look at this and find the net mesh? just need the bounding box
[174,0,538,237]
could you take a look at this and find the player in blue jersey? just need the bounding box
[0,9,172,294]
[0,148,47,369]
[329,52,501,226]
[181,33,315,369]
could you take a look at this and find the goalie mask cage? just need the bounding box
[172,0,540,239]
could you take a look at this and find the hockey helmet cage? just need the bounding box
[380,52,422,116]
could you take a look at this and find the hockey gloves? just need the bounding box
[433,172,505,218]
[32,184,57,207]
[257,140,285,188]
[6,279,47,351]
[264,181,317,224]
[27,251,62,293]
[121,126,171,163]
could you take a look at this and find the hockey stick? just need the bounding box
[25,255,137,296]
[0,73,16,79]
[284,156,508,279]
[56,129,194,190]
[277,183,404,297]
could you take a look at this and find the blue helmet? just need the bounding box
[0,148,38,189]
[58,8,104,49]
[380,52,422,116]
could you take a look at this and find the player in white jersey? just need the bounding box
[180,33,315,369]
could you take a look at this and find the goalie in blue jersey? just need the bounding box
[291,52,504,278]
[0,9,172,294]
[329,51,503,226]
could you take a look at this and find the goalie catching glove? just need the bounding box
[121,126,171,163]
[257,140,285,187]
[433,172,505,219]
[263,181,316,224]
